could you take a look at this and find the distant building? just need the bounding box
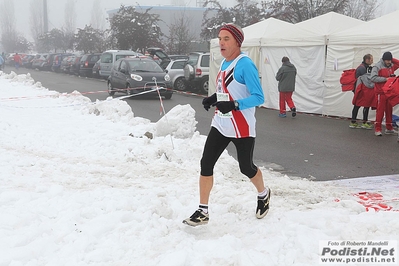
[107,5,216,52]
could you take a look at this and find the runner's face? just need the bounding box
[218,30,240,61]
[366,56,373,65]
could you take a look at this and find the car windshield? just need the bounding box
[128,60,164,73]
[187,54,199,65]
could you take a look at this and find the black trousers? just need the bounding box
[200,127,258,178]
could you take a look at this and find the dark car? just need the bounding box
[60,55,75,73]
[70,56,82,75]
[79,53,101,77]
[107,57,173,99]
[92,59,101,78]
[41,53,59,71]
[52,53,73,72]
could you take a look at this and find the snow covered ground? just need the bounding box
[0,71,398,265]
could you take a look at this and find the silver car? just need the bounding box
[164,59,188,91]
[99,50,141,79]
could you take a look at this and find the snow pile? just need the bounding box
[0,71,398,265]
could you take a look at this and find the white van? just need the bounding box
[99,50,141,78]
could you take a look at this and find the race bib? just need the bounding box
[216,92,232,118]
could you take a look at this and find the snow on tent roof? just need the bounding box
[328,10,399,45]
[257,18,324,46]
[296,11,365,36]
[211,17,324,48]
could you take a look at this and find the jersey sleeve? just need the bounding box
[234,57,265,110]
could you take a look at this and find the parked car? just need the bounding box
[99,50,141,79]
[92,59,101,78]
[51,53,73,72]
[79,53,101,77]
[183,52,210,94]
[32,53,50,69]
[168,55,189,61]
[145,47,171,69]
[164,59,188,91]
[21,54,36,68]
[107,57,173,99]
[41,53,59,71]
[70,55,82,75]
[7,53,27,66]
[60,55,75,74]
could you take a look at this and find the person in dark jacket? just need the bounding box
[350,54,374,129]
[276,56,297,118]
[370,51,399,136]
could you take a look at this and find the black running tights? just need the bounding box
[351,106,370,122]
[200,127,258,178]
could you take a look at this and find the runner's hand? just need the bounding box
[212,101,235,114]
[202,93,217,111]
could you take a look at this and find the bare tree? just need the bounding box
[166,12,194,54]
[64,0,77,34]
[29,0,44,45]
[261,0,349,23]
[0,0,18,52]
[0,0,15,34]
[201,0,262,41]
[344,0,379,21]
[90,0,106,30]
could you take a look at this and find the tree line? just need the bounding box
[0,0,379,55]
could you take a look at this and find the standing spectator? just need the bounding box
[182,23,270,226]
[275,56,297,118]
[350,54,374,129]
[370,52,399,136]
[13,53,22,70]
[0,53,4,70]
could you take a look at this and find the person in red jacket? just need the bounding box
[350,54,374,129]
[13,53,22,70]
[370,52,399,136]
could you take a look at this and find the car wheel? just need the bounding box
[107,81,115,96]
[127,84,135,95]
[201,78,209,94]
[164,92,172,100]
[174,77,186,91]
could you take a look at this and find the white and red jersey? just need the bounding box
[211,54,257,138]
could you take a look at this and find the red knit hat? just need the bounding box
[219,23,244,47]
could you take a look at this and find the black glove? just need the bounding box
[212,101,236,114]
[202,93,217,111]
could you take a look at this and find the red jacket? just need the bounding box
[13,54,22,64]
[370,58,399,94]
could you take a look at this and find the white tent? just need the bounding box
[209,18,326,113]
[324,10,399,118]
[296,12,365,36]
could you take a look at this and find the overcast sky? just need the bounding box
[13,0,235,42]
[12,0,399,43]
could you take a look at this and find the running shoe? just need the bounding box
[385,129,398,135]
[361,123,373,130]
[349,122,361,128]
[291,107,297,117]
[182,209,209,226]
[256,188,271,219]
